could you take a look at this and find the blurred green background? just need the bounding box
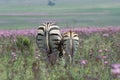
[0,0,120,29]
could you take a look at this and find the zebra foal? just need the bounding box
[62,30,80,68]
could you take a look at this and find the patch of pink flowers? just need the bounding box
[98,49,103,53]
[79,60,88,65]
[104,61,109,65]
[1,27,120,38]
[0,29,37,38]
[102,55,108,60]
[111,63,120,79]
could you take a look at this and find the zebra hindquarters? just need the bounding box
[63,31,79,69]
[36,22,63,67]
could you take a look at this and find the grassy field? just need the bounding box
[0,0,120,29]
[0,0,120,80]
[0,28,120,80]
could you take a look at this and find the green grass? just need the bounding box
[0,31,120,80]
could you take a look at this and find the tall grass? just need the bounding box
[0,27,120,80]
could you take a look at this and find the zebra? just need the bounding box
[62,30,80,68]
[36,22,63,65]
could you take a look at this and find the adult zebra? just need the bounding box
[62,30,80,68]
[36,22,63,65]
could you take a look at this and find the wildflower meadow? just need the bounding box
[0,27,120,80]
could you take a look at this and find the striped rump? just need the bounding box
[36,22,80,67]
[36,22,62,57]
[62,30,80,67]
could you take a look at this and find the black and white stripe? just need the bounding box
[62,30,80,67]
[36,22,62,60]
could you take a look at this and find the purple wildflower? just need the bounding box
[79,60,88,65]
[102,55,108,60]
[111,64,120,78]
[98,49,103,53]
[104,61,109,65]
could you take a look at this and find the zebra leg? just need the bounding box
[49,53,58,66]
[71,53,74,66]
[64,54,71,70]
[69,54,72,66]
[71,55,74,67]
[64,53,67,68]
